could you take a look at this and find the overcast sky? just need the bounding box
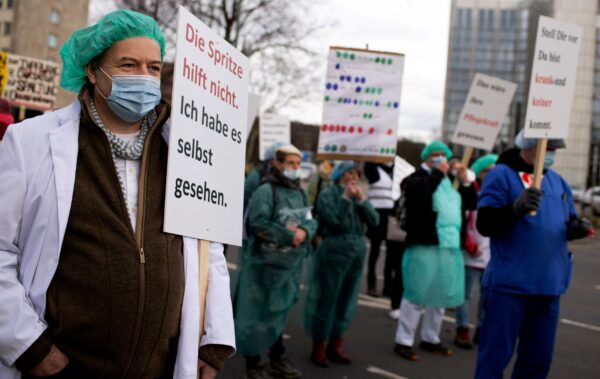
[90,0,452,140]
[300,0,452,140]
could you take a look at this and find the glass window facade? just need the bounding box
[444,6,523,148]
[589,13,600,186]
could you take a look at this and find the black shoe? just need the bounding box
[269,356,302,379]
[419,341,453,356]
[393,344,419,361]
[367,287,379,297]
[245,364,274,379]
[454,327,473,350]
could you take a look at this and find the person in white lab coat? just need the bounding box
[0,10,234,379]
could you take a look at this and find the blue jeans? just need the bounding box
[455,267,484,328]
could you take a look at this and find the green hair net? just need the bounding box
[470,154,498,178]
[420,140,453,161]
[60,9,166,92]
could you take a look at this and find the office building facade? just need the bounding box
[443,0,597,189]
[0,0,89,109]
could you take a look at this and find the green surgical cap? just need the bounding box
[470,154,498,178]
[420,140,453,161]
[60,9,166,92]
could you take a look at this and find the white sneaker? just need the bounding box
[389,309,400,320]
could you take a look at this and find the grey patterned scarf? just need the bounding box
[87,96,156,160]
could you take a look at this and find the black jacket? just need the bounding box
[403,167,477,247]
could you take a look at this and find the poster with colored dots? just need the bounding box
[317,46,404,162]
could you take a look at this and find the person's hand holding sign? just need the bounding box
[513,188,543,216]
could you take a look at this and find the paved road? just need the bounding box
[221,237,600,378]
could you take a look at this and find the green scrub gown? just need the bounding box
[304,184,379,340]
[235,180,317,356]
[402,177,465,308]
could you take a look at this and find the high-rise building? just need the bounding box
[589,5,600,188]
[443,0,597,189]
[443,0,522,149]
[0,0,89,110]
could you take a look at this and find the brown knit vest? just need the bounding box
[44,103,184,379]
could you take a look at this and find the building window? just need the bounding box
[6,0,12,9]
[48,33,58,48]
[3,22,10,36]
[49,9,60,24]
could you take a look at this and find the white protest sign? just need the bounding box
[391,156,415,201]
[524,16,582,139]
[247,93,261,134]
[259,114,291,160]
[451,73,517,151]
[164,6,249,246]
[318,47,404,162]
[0,52,61,110]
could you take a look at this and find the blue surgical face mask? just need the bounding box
[544,151,556,169]
[283,168,301,180]
[432,156,447,167]
[97,68,162,123]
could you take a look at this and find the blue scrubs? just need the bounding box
[474,165,576,379]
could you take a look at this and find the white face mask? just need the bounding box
[283,168,301,180]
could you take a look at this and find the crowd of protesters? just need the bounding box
[0,8,595,379]
[237,136,594,379]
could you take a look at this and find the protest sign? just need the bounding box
[164,6,249,246]
[391,156,415,201]
[0,52,60,110]
[524,16,582,215]
[317,47,404,162]
[259,114,291,160]
[451,73,517,151]
[524,16,582,139]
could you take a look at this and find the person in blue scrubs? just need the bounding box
[474,130,593,379]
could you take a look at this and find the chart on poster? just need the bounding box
[317,47,404,162]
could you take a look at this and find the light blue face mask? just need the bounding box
[97,68,162,122]
[432,156,447,167]
[544,151,556,168]
[283,168,301,180]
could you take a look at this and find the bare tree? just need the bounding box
[112,0,327,112]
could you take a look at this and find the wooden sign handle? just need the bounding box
[197,239,210,378]
[453,146,474,189]
[530,138,548,216]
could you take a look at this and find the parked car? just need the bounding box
[580,186,600,215]
[571,186,584,203]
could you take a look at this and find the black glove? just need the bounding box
[513,188,543,216]
[567,217,592,240]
